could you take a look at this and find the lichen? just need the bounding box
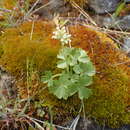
[0,21,130,128]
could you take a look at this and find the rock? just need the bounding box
[122,37,130,56]
[93,15,115,27]
[115,15,130,30]
[0,67,16,99]
[88,0,120,14]
[57,117,130,130]
[33,0,71,19]
[125,0,130,3]
[49,0,70,13]
[93,14,130,30]
[123,37,130,51]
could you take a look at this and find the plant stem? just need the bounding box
[52,73,62,79]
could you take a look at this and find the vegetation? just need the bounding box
[0,20,130,128]
[0,0,130,129]
[42,24,96,100]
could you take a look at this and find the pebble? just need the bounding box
[122,37,130,56]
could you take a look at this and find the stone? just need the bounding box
[125,0,130,3]
[57,117,130,130]
[33,0,71,19]
[93,15,115,27]
[0,67,16,99]
[122,37,130,57]
[93,14,130,30]
[115,15,130,30]
[88,0,120,14]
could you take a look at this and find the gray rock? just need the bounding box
[88,0,120,14]
[50,0,70,13]
[33,0,70,19]
[122,37,130,56]
[57,117,130,130]
[93,15,115,27]
[0,67,16,99]
[93,14,130,30]
[115,15,130,30]
[125,0,130,3]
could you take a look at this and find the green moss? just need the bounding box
[0,0,17,9]
[85,67,130,127]
[0,22,130,127]
[0,21,60,97]
[0,21,59,76]
[0,44,3,58]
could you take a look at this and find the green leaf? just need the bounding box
[73,64,83,74]
[48,73,79,99]
[57,60,67,69]
[78,62,95,76]
[52,84,68,99]
[70,74,79,83]
[78,49,90,63]
[78,87,92,100]
[85,62,96,76]
[78,75,93,87]
[79,63,87,72]
[67,83,78,96]
[41,71,52,83]
[57,47,71,60]
[57,51,65,60]
[113,2,126,18]
[49,73,71,99]
[66,55,77,66]
[48,80,54,87]
[59,73,71,84]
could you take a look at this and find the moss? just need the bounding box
[85,67,130,127]
[69,25,130,76]
[0,0,34,9]
[0,44,3,58]
[0,21,60,97]
[0,21,59,76]
[69,25,130,127]
[0,22,130,127]
[0,0,17,9]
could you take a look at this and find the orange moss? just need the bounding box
[0,0,34,9]
[70,25,130,75]
[69,25,130,127]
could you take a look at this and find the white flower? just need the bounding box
[52,26,71,46]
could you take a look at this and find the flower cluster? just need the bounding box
[52,26,71,46]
